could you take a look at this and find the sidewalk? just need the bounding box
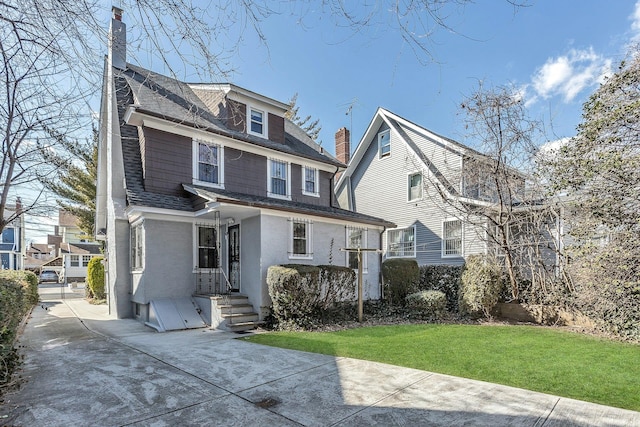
[1,285,639,426]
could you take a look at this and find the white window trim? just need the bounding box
[289,219,313,260]
[192,139,225,189]
[386,225,416,258]
[193,222,220,272]
[302,166,320,197]
[378,129,391,158]
[407,171,423,202]
[267,158,292,200]
[442,218,464,258]
[346,226,368,273]
[247,105,268,138]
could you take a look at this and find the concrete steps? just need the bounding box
[210,294,262,332]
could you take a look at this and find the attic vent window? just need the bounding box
[378,129,390,158]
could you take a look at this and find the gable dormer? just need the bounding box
[189,83,288,144]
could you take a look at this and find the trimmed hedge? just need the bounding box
[0,270,38,394]
[267,264,355,329]
[459,255,504,318]
[406,290,448,319]
[86,256,105,300]
[381,258,420,305]
[418,265,463,312]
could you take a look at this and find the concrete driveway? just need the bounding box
[1,285,638,426]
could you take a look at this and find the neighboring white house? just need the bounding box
[55,210,101,283]
[335,108,529,266]
[96,8,392,331]
[0,199,25,271]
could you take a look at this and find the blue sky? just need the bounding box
[214,1,638,152]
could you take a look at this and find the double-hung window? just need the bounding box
[249,107,266,136]
[131,223,144,270]
[408,173,423,201]
[197,225,219,269]
[346,226,368,271]
[289,219,312,259]
[70,255,80,267]
[378,129,390,158]
[442,219,463,257]
[194,139,223,187]
[82,255,91,267]
[302,166,319,197]
[387,226,415,258]
[268,159,290,199]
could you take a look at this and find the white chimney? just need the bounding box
[109,6,126,70]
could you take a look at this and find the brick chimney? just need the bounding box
[109,6,126,70]
[335,127,350,165]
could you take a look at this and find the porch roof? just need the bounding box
[183,184,395,228]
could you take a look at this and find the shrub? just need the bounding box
[0,270,38,307]
[418,265,463,311]
[567,235,640,341]
[459,255,504,318]
[267,264,356,329]
[381,258,419,306]
[86,257,105,300]
[0,271,38,394]
[406,290,448,319]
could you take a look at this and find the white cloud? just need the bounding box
[531,48,612,103]
[631,1,640,37]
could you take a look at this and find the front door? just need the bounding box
[228,224,240,292]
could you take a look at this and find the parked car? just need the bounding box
[39,270,59,284]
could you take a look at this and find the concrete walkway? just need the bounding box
[1,285,639,426]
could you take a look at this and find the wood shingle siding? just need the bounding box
[268,113,285,144]
[224,147,267,196]
[143,127,192,197]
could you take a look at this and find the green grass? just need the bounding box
[244,324,640,411]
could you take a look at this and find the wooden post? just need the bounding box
[357,249,363,322]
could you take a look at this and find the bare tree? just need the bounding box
[418,83,552,301]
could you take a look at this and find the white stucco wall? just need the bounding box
[140,219,193,301]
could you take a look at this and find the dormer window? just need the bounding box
[249,107,266,137]
[193,139,224,188]
[378,129,390,158]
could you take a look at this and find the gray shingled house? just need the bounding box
[335,108,538,267]
[96,8,392,331]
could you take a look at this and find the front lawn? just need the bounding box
[244,324,640,411]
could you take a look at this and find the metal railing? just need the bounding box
[194,268,233,296]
